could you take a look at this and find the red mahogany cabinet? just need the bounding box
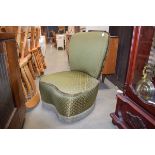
[111,26,155,129]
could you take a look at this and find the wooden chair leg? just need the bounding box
[21,67,32,99]
[24,65,36,94]
[37,46,46,68]
[28,60,36,79]
[33,48,44,74]
[31,52,41,76]
[102,74,106,83]
[21,81,28,99]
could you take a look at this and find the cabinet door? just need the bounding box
[0,43,15,128]
[125,27,155,116]
[107,26,133,90]
[0,35,25,129]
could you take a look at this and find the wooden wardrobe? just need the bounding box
[0,33,25,128]
[107,26,133,90]
[111,26,155,129]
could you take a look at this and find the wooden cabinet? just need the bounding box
[111,27,155,129]
[0,33,25,128]
[102,36,119,81]
[107,26,133,90]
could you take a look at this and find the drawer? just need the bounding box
[117,95,155,129]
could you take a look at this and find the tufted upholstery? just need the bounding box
[39,71,99,117]
[39,32,109,122]
[69,32,109,78]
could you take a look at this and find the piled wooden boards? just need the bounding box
[0,26,46,109]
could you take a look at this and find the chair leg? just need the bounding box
[102,74,106,83]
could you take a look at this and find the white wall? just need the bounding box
[85,26,109,32]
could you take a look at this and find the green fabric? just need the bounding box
[39,71,99,117]
[69,32,109,79]
[39,32,109,119]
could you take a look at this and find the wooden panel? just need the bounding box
[8,105,25,129]
[107,26,133,90]
[102,36,119,74]
[0,34,26,128]
[0,26,18,33]
[0,44,15,128]
[111,94,155,129]
[0,32,16,39]
[5,40,25,107]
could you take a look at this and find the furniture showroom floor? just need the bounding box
[23,44,118,129]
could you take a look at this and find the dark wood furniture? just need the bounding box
[111,26,155,129]
[102,36,119,81]
[0,33,25,128]
[107,26,133,90]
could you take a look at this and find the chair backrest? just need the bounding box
[69,32,109,79]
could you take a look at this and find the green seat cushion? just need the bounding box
[39,71,99,117]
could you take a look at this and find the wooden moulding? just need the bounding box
[25,90,40,109]
[0,32,16,40]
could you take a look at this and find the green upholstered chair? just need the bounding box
[39,32,109,122]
